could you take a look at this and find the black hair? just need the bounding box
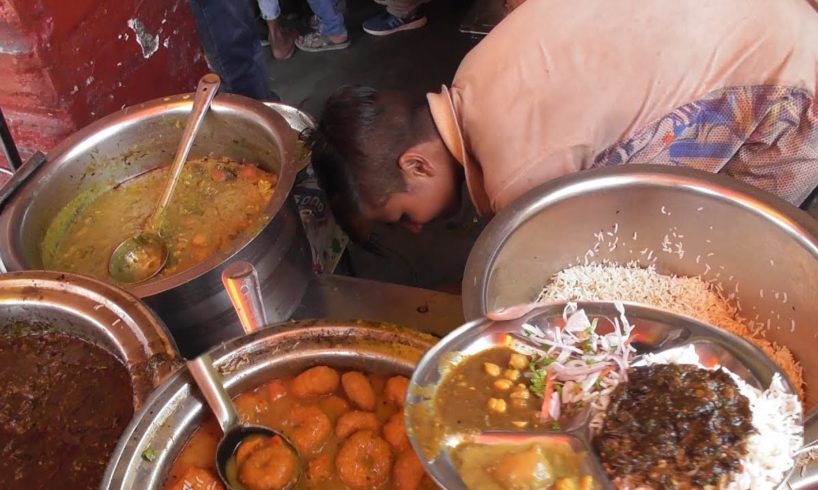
[309,85,434,244]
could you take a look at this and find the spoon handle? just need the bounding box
[149,73,221,230]
[187,353,240,433]
[222,261,268,334]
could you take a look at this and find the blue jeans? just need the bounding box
[188,0,278,101]
[308,0,347,37]
[257,0,281,20]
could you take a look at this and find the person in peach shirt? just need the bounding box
[311,0,818,240]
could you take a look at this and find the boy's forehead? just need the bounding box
[361,195,403,223]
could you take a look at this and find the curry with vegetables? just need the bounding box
[415,346,597,489]
[42,156,277,285]
[166,366,435,490]
[453,441,596,490]
[435,347,546,432]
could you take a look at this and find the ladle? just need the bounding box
[185,261,302,489]
[108,73,220,284]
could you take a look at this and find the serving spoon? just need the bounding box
[108,73,221,284]
[186,261,302,489]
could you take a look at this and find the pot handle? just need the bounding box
[222,261,267,334]
[187,354,240,433]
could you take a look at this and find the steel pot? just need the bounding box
[0,95,314,358]
[101,320,437,489]
[461,165,818,487]
[0,270,180,410]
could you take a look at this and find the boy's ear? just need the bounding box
[398,148,435,178]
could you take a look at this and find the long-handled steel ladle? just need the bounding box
[187,262,302,489]
[108,73,220,284]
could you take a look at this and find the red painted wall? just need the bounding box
[0,0,207,170]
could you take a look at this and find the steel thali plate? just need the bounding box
[405,301,800,490]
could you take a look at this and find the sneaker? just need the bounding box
[363,12,427,36]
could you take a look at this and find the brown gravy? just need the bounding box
[594,364,753,489]
[0,331,134,489]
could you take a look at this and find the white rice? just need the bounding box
[537,263,804,402]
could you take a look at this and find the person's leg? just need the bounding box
[257,0,281,20]
[188,0,277,100]
[307,0,347,38]
[297,0,349,52]
[363,0,428,36]
[257,0,296,60]
[385,0,427,18]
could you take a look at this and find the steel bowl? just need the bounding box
[0,95,314,358]
[101,320,437,489]
[463,166,818,403]
[407,301,801,490]
[461,165,818,487]
[0,270,180,410]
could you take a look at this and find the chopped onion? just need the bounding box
[515,304,636,423]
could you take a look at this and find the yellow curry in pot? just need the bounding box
[42,156,277,285]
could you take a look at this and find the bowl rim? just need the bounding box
[462,164,818,321]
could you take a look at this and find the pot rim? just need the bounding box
[0,93,298,297]
[0,270,181,409]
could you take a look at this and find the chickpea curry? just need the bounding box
[424,347,598,490]
[436,347,546,431]
[166,365,436,490]
[42,156,277,285]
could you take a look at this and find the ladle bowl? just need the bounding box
[186,353,301,489]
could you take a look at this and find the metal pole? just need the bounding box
[0,107,22,171]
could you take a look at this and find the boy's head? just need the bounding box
[310,86,462,241]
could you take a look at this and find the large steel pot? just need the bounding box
[101,320,437,489]
[461,165,818,487]
[0,95,313,358]
[0,270,180,410]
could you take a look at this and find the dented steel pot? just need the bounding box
[0,270,180,411]
[0,95,314,358]
[101,320,437,489]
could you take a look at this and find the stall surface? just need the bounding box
[293,274,464,338]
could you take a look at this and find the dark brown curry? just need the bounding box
[593,364,753,489]
[0,331,134,489]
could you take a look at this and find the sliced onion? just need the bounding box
[564,309,591,332]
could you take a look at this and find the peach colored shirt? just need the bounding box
[428,0,818,216]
